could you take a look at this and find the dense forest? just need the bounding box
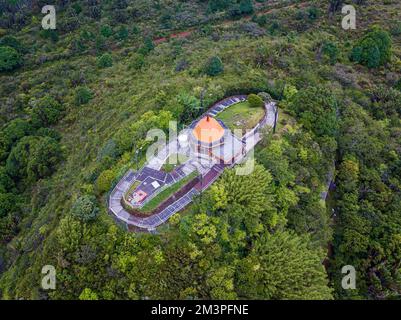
[0,0,400,300]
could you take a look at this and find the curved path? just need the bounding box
[108,96,277,231]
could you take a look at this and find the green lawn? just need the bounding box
[216,100,265,136]
[139,171,198,214]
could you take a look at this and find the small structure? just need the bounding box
[130,190,147,205]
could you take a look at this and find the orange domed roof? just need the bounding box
[192,115,225,143]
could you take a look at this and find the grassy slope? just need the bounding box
[0,0,400,298]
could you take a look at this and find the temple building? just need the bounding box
[188,114,244,164]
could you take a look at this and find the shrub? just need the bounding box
[115,26,128,41]
[6,136,63,183]
[283,85,298,101]
[322,41,339,65]
[0,166,14,193]
[288,86,338,137]
[268,21,280,35]
[138,37,154,56]
[71,3,82,14]
[75,87,93,105]
[239,0,254,15]
[132,25,141,35]
[97,53,113,68]
[204,56,224,76]
[39,29,59,42]
[100,24,113,38]
[257,92,273,103]
[175,59,189,72]
[71,195,99,222]
[307,7,319,21]
[0,119,33,161]
[0,35,25,53]
[350,26,392,68]
[95,169,115,194]
[207,0,231,13]
[0,193,19,218]
[36,128,62,141]
[30,96,64,127]
[248,94,264,108]
[0,46,22,72]
[79,288,99,300]
[129,53,145,70]
[256,15,268,27]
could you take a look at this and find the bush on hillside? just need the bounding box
[204,56,224,76]
[75,87,93,105]
[0,46,22,72]
[350,26,392,68]
[97,53,113,68]
[248,94,264,108]
[71,195,99,222]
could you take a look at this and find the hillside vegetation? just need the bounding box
[0,0,400,299]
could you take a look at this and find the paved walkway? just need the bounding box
[108,96,277,231]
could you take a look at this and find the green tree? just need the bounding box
[95,169,115,194]
[322,41,339,65]
[288,86,338,138]
[0,46,21,72]
[0,192,21,243]
[209,164,280,235]
[0,167,14,193]
[0,35,25,53]
[129,53,145,70]
[0,193,19,218]
[204,56,224,76]
[71,195,99,222]
[100,24,113,38]
[115,26,128,41]
[30,96,64,127]
[75,87,93,105]
[6,136,63,183]
[39,29,59,42]
[248,93,264,108]
[79,288,99,300]
[207,0,232,13]
[97,53,113,68]
[236,231,333,299]
[239,0,254,15]
[138,37,155,56]
[0,119,32,161]
[350,26,392,68]
[206,266,237,299]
